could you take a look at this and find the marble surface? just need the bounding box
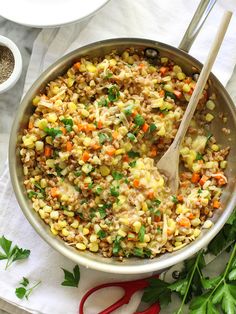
[1,12,236,314]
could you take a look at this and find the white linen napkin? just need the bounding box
[1,0,236,313]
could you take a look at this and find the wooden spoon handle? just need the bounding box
[173,10,232,150]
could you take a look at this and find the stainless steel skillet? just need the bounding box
[9,0,236,274]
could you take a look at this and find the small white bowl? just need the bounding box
[0,35,22,94]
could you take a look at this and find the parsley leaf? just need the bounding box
[112,172,124,180]
[98,133,109,144]
[61,118,73,132]
[127,150,140,158]
[142,278,172,307]
[138,225,145,242]
[98,207,107,219]
[196,152,203,160]
[15,278,41,300]
[98,97,108,107]
[127,132,136,141]
[164,91,176,100]
[44,127,62,139]
[134,114,145,126]
[110,186,119,197]
[124,105,133,116]
[108,85,120,102]
[61,265,80,287]
[0,236,30,270]
[113,236,123,255]
[129,161,136,168]
[97,230,107,239]
[149,123,157,132]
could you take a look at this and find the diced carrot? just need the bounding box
[214,173,223,180]
[154,215,161,222]
[139,63,145,68]
[106,147,116,156]
[97,121,103,129]
[174,90,182,99]
[75,216,81,222]
[188,213,195,220]
[82,151,90,162]
[91,144,101,150]
[178,217,190,228]
[28,120,34,129]
[150,147,157,157]
[184,77,191,84]
[131,111,138,118]
[191,173,200,183]
[167,229,172,236]
[73,62,81,70]
[44,145,52,157]
[112,131,119,139]
[218,178,227,186]
[77,123,85,131]
[142,123,149,132]
[160,67,168,75]
[199,175,209,186]
[177,195,184,203]
[51,187,59,198]
[147,191,155,200]
[159,113,164,118]
[86,124,96,132]
[159,90,165,97]
[213,200,221,209]
[61,127,66,135]
[66,141,73,151]
[133,179,140,188]
[123,154,129,162]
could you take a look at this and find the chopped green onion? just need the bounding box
[134,114,145,127]
[127,133,136,141]
[108,85,120,102]
[149,123,157,132]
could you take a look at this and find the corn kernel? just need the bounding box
[115,148,125,155]
[220,160,227,169]
[118,229,127,237]
[50,211,59,220]
[202,220,213,229]
[88,242,99,252]
[175,241,183,247]
[205,113,214,122]
[142,202,148,212]
[67,78,74,88]
[43,205,52,213]
[191,218,201,227]
[40,178,47,188]
[86,63,97,73]
[46,159,55,168]
[206,100,215,110]
[144,234,150,242]
[76,243,86,250]
[32,96,40,105]
[119,218,129,226]
[163,84,173,92]
[161,57,168,63]
[157,126,166,136]
[68,102,77,111]
[62,228,69,237]
[35,141,44,151]
[182,84,191,93]
[177,72,186,80]
[173,65,182,73]
[83,228,90,235]
[193,228,201,238]
[64,210,74,217]
[47,113,58,123]
[37,119,48,130]
[58,220,67,229]
[133,221,141,233]
[39,209,46,219]
[100,165,110,176]
[50,226,58,235]
[109,59,117,66]
[81,109,89,117]
[90,234,97,242]
[211,144,219,152]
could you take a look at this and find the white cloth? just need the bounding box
[1,0,236,313]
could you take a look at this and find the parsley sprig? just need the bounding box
[61,265,80,287]
[142,208,236,313]
[0,236,30,270]
[15,277,41,300]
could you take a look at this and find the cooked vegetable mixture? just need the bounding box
[20,48,229,259]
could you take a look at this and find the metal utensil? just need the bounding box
[9,0,236,274]
[157,10,233,193]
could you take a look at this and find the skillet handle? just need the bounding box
[179,0,217,52]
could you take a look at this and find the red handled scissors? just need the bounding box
[79,274,160,314]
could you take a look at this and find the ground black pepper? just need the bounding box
[0,45,15,84]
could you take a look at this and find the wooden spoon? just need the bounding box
[157,11,232,193]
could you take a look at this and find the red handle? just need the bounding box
[79,274,160,314]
